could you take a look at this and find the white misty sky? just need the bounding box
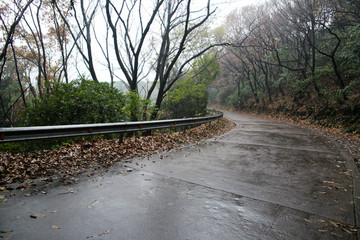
[211,0,266,16]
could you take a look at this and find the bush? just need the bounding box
[22,79,127,126]
[161,78,208,119]
[124,91,156,121]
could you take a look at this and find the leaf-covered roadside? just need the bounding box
[0,118,235,186]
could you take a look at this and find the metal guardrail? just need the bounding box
[0,110,223,143]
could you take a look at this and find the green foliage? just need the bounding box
[22,78,127,126]
[1,79,127,152]
[208,87,219,105]
[228,91,240,109]
[0,137,88,153]
[341,80,360,96]
[124,91,156,121]
[338,24,360,77]
[216,87,234,106]
[0,59,26,127]
[189,53,221,86]
[159,53,219,119]
[161,78,208,119]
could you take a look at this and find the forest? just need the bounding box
[0,0,359,134]
[211,0,360,133]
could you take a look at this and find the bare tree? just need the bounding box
[19,0,51,95]
[53,0,99,82]
[266,0,323,94]
[0,1,33,120]
[105,0,165,93]
[93,4,115,88]
[146,0,223,119]
[0,0,34,81]
[50,2,75,84]
[0,0,34,63]
[219,6,265,106]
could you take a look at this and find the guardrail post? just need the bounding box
[142,129,151,136]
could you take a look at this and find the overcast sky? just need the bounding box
[212,0,266,13]
[209,0,267,25]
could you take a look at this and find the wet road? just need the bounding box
[1,112,359,239]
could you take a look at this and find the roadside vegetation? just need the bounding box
[210,0,360,135]
[0,0,223,128]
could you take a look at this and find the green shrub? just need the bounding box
[161,78,208,119]
[22,79,127,126]
[124,91,156,121]
[0,79,127,153]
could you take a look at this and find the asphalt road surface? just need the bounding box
[1,112,359,240]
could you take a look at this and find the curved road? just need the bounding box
[1,112,359,239]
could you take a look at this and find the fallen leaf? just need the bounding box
[100,230,111,235]
[330,221,340,227]
[4,234,12,240]
[343,228,353,234]
[331,232,342,237]
[51,225,60,229]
